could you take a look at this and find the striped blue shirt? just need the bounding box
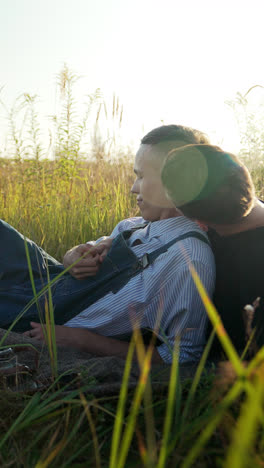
[65,216,215,364]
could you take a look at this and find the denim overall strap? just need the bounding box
[136,231,210,270]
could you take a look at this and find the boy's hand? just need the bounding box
[63,238,112,280]
[24,322,71,346]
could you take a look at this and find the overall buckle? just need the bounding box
[140,253,149,269]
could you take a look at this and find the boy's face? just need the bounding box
[131,144,179,222]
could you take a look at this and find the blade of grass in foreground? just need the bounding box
[156,337,180,468]
[79,390,101,468]
[114,333,154,468]
[180,379,245,468]
[225,374,264,467]
[24,237,42,317]
[35,416,69,468]
[44,297,58,380]
[240,328,257,361]
[142,375,157,466]
[245,346,264,375]
[166,334,217,456]
[180,328,215,426]
[135,326,157,466]
[109,336,136,468]
[44,265,58,379]
[25,238,58,379]
[189,264,244,377]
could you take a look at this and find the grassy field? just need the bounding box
[0,156,137,260]
[1,155,264,467]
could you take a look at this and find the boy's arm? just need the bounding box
[24,322,163,364]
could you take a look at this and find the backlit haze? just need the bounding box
[1,0,264,157]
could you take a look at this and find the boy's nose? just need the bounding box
[131,180,139,194]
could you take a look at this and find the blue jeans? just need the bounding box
[0,220,142,332]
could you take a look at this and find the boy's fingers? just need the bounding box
[30,322,39,327]
[71,265,99,274]
[75,272,98,279]
[77,257,99,267]
[70,271,98,280]
[75,269,100,278]
[94,243,111,256]
[80,243,97,254]
[71,265,94,272]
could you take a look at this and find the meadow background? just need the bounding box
[1,68,264,467]
[2,65,264,259]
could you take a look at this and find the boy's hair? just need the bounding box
[141,125,210,146]
[161,144,255,224]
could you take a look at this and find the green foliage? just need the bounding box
[0,157,137,260]
[51,63,98,162]
[1,63,126,165]
[226,85,264,170]
[226,85,264,200]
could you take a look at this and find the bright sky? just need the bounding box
[1,0,264,155]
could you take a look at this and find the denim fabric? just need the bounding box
[0,220,142,332]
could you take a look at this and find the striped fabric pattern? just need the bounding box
[65,216,215,364]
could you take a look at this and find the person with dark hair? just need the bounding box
[161,143,264,356]
[0,126,215,364]
[141,124,210,146]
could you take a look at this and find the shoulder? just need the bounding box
[110,217,146,237]
[208,226,264,255]
[162,217,214,263]
[149,227,215,283]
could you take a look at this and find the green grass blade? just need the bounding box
[240,328,257,361]
[44,264,58,379]
[79,391,101,468]
[115,344,154,468]
[189,264,244,377]
[109,337,135,468]
[245,346,264,375]
[143,376,157,466]
[157,337,180,468]
[180,380,244,468]
[181,328,215,424]
[225,376,264,467]
[24,237,42,317]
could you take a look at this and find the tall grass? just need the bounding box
[0,157,137,260]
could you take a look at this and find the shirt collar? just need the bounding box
[142,216,204,239]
